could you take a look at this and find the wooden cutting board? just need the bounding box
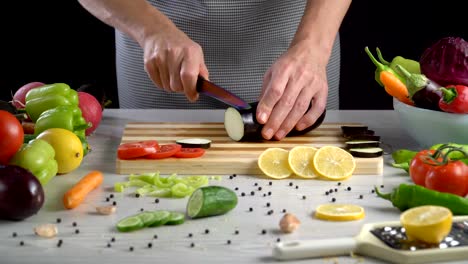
[116,122,383,176]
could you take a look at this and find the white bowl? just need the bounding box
[393,98,468,148]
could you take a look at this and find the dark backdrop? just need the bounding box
[1,1,466,109]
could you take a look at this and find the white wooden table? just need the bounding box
[0,109,457,264]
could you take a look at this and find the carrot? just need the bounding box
[63,170,104,209]
[380,71,413,105]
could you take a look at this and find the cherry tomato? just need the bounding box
[117,140,160,160]
[0,110,24,165]
[145,144,182,159]
[425,160,468,197]
[173,148,205,158]
[409,149,440,186]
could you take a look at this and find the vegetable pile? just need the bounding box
[365,36,468,113]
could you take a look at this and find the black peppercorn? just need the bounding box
[72,222,77,227]
[261,229,267,235]
[295,186,298,189]
[249,207,253,212]
[268,191,272,196]
[205,229,210,234]
[106,197,110,202]
[347,187,351,191]
[135,193,140,198]
[112,201,117,206]
[269,181,272,186]
[75,229,80,234]
[111,237,116,242]
[188,233,193,238]
[229,175,233,179]
[250,191,255,196]
[56,218,62,223]
[254,183,258,186]
[12,232,17,237]
[302,195,306,200]
[359,195,363,199]
[241,192,245,197]
[258,187,262,191]
[289,182,293,186]
[155,199,159,203]
[276,238,281,242]
[282,209,286,213]
[338,182,342,186]
[110,194,114,199]
[148,242,152,248]
[19,241,24,246]
[154,235,158,239]
[191,242,195,248]
[235,187,239,191]
[266,202,270,207]
[107,243,111,248]
[332,198,336,202]
[227,240,231,245]
[235,230,239,235]
[129,246,134,251]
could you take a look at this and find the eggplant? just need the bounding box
[176,138,212,149]
[0,165,45,221]
[345,140,381,149]
[224,101,326,142]
[349,147,383,158]
[341,125,368,136]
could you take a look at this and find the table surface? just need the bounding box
[1,109,459,264]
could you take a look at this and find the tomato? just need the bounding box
[117,140,160,160]
[409,149,440,186]
[173,148,205,158]
[0,110,24,165]
[145,144,182,159]
[425,160,468,197]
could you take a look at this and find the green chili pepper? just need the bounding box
[34,105,90,139]
[9,139,58,185]
[376,47,421,75]
[365,47,406,86]
[25,83,78,122]
[375,183,468,215]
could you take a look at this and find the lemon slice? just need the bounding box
[400,205,452,244]
[258,148,292,179]
[312,146,356,180]
[288,146,318,178]
[314,204,365,221]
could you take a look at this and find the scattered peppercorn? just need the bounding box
[106,197,110,202]
[111,237,116,242]
[276,238,281,242]
[190,242,195,248]
[380,185,384,188]
[325,191,329,195]
[268,191,272,196]
[235,187,239,191]
[12,232,17,237]
[295,186,299,189]
[188,233,193,238]
[334,188,338,192]
[329,189,333,193]
[235,230,239,235]
[140,208,144,212]
[347,187,352,191]
[112,201,117,206]
[155,199,159,203]
[229,175,233,179]
[107,243,111,248]
[258,187,262,191]
[56,218,62,223]
[263,194,266,197]
[148,242,152,248]
[249,207,253,212]
[205,229,210,234]
[241,192,245,197]
[266,202,270,207]
[302,195,306,200]
[261,229,267,235]
[371,189,375,193]
[19,241,24,246]
[254,183,258,186]
[227,240,231,245]
[72,222,77,227]
[250,191,255,196]
[359,195,363,199]
[109,194,114,199]
[269,181,272,186]
[233,174,237,177]
[332,198,336,202]
[129,246,134,251]
[338,182,342,186]
[153,235,158,239]
[282,209,286,213]
[75,229,80,234]
[289,182,293,187]
[135,193,140,198]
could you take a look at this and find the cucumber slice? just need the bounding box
[165,212,185,225]
[148,210,171,227]
[349,147,384,158]
[176,138,212,149]
[116,215,145,232]
[187,186,238,219]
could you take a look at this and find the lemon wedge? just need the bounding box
[258,148,292,179]
[314,204,365,221]
[288,146,318,178]
[313,146,356,180]
[400,205,452,244]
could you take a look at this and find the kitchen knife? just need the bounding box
[196,76,251,110]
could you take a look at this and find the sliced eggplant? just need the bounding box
[346,134,381,141]
[341,125,368,136]
[224,101,326,142]
[349,147,383,158]
[175,138,212,149]
[345,140,381,149]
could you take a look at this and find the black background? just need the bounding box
[1,1,466,109]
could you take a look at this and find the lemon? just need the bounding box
[288,146,317,178]
[400,205,452,244]
[258,148,292,179]
[312,146,356,180]
[36,128,84,174]
[314,204,365,221]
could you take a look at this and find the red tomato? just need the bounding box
[425,160,468,197]
[0,110,24,165]
[173,148,206,158]
[117,140,160,160]
[145,144,182,159]
[409,150,440,186]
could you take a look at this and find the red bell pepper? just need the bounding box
[439,84,468,113]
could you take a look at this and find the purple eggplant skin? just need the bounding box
[411,79,443,111]
[0,165,45,221]
[238,102,326,141]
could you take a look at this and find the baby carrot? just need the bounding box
[380,71,413,105]
[63,170,104,209]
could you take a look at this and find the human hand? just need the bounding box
[142,26,209,102]
[256,42,329,140]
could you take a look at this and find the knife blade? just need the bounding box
[196,76,251,110]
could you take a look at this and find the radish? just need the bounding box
[78,91,103,136]
[12,82,45,109]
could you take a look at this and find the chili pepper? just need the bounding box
[34,105,90,139]
[25,83,79,122]
[364,47,411,104]
[9,139,58,185]
[375,47,421,75]
[374,183,468,215]
[439,84,468,114]
[395,64,443,111]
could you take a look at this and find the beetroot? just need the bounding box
[12,82,45,109]
[78,91,103,136]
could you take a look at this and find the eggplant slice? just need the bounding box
[349,147,384,158]
[176,138,212,149]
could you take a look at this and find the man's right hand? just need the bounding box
[142,26,209,102]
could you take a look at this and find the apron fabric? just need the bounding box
[116,0,340,109]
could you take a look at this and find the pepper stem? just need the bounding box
[374,186,391,201]
[440,87,458,104]
[376,47,391,65]
[364,47,387,71]
[395,64,429,97]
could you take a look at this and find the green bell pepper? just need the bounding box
[376,48,421,75]
[34,105,90,139]
[25,83,79,122]
[9,139,58,185]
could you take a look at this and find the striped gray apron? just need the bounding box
[116,0,340,109]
